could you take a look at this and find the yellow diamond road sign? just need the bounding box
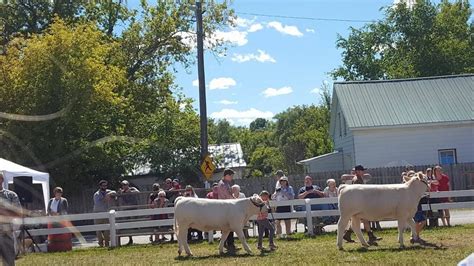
[201,155,216,180]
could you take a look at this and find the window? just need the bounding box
[438,149,457,165]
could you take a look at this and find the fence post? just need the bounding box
[305,199,313,236]
[109,210,117,247]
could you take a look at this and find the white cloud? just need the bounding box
[210,108,274,125]
[192,79,199,87]
[231,50,276,63]
[267,21,303,37]
[310,87,322,94]
[231,17,253,28]
[210,30,248,46]
[178,29,249,48]
[209,77,236,90]
[216,100,238,105]
[176,31,196,48]
[248,23,264,33]
[262,86,293,98]
[306,28,315,33]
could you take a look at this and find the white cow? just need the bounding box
[174,194,265,256]
[337,172,429,250]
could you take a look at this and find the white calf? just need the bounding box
[337,172,429,249]
[174,194,265,256]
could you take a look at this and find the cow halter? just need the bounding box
[250,197,265,208]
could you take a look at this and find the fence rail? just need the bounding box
[15,189,474,248]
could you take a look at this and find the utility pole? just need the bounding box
[196,0,208,182]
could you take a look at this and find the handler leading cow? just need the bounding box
[174,194,266,256]
[337,171,429,250]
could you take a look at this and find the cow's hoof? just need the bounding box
[186,253,193,257]
[368,241,378,246]
[399,245,405,249]
[338,246,344,251]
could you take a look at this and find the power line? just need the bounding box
[235,11,375,23]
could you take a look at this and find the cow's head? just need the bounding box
[405,172,429,192]
[249,194,265,208]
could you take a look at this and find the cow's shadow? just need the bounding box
[346,242,446,253]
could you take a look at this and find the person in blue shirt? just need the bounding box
[298,175,325,211]
[272,176,295,237]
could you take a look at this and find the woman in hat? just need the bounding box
[272,176,295,238]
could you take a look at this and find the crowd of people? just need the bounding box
[87,164,452,249]
[0,163,455,262]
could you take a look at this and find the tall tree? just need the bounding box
[0,1,234,191]
[332,0,473,80]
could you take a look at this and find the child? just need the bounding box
[256,191,277,251]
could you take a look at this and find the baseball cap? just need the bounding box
[354,165,366,171]
[275,170,284,177]
[279,176,288,182]
[98,180,108,186]
[121,180,129,186]
[223,168,235,176]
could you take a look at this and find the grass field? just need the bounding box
[17,224,474,265]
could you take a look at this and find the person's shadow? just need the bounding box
[175,253,254,261]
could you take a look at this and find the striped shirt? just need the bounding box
[0,189,21,233]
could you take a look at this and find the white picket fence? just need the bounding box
[15,190,474,248]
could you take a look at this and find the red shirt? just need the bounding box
[427,175,438,192]
[437,174,450,191]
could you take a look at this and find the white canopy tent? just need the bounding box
[0,158,50,211]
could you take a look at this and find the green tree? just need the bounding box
[275,105,333,174]
[332,0,473,80]
[0,20,130,189]
[0,1,234,192]
[249,118,269,132]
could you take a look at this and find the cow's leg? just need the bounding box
[219,231,230,254]
[406,217,417,241]
[235,228,252,254]
[397,219,407,248]
[351,217,369,248]
[177,231,182,256]
[337,214,351,250]
[179,226,193,256]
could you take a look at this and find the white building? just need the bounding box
[299,74,474,172]
[208,143,247,180]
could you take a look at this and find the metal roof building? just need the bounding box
[301,74,474,172]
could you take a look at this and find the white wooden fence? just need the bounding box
[15,190,474,248]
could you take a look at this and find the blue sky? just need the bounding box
[134,1,398,125]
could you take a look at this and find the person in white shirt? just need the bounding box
[231,185,246,199]
[47,187,69,215]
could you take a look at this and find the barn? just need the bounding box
[299,74,474,172]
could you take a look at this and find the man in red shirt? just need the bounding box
[434,166,451,226]
[206,183,219,199]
